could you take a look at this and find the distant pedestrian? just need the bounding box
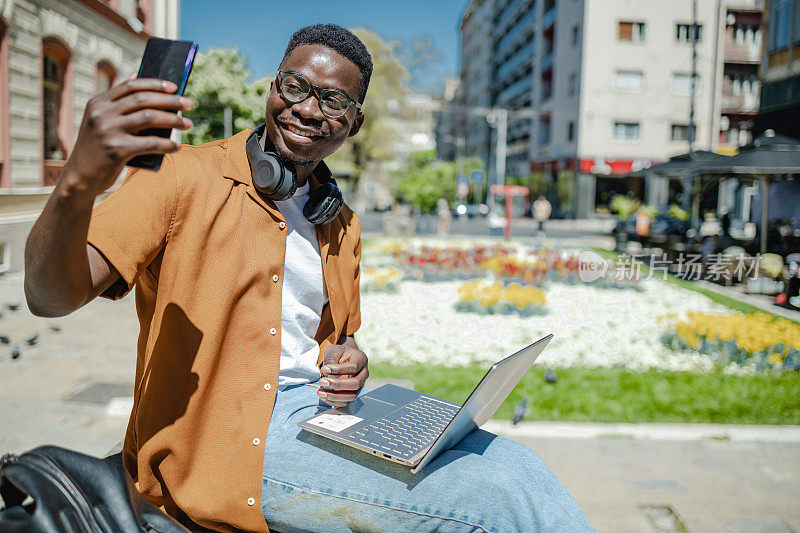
[437,195,452,237]
[532,195,552,234]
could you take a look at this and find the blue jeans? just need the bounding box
[262,384,593,532]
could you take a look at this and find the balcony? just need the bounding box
[541,51,554,73]
[495,9,537,58]
[721,93,759,113]
[542,5,557,31]
[724,41,761,64]
[496,41,536,81]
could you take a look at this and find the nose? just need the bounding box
[291,92,325,123]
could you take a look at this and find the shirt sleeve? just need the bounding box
[345,213,362,336]
[87,154,179,300]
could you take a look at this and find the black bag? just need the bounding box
[0,445,189,533]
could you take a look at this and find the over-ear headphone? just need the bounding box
[245,123,343,225]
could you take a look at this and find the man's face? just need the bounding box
[265,44,363,167]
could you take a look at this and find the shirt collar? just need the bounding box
[222,127,328,188]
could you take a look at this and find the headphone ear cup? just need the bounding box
[303,181,343,225]
[245,123,298,201]
[251,158,283,192]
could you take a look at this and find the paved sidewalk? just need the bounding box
[1,270,798,532]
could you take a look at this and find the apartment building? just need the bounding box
[454,0,495,171]
[0,0,179,272]
[720,2,763,152]
[449,0,763,217]
[757,0,800,139]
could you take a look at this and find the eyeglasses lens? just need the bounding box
[279,72,350,118]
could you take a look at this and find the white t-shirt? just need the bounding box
[274,181,329,389]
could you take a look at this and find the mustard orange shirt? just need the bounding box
[86,129,361,532]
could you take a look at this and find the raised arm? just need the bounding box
[24,79,193,317]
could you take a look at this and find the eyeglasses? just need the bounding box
[276,71,362,119]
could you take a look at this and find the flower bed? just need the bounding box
[356,278,728,371]
[361,266,403,293]
[356,238,792,374]
[454,280,547,317]
[394,245,510,282]
[660,312,800,372]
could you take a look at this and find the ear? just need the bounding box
[348,112,364,138]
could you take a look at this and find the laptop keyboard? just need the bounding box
[350,396,460,459]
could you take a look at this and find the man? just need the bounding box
[532,195,552,235]
[25,25,591,532]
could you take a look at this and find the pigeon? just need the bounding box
[5,303,19,312]
[0,335,9,345]
[24,333,39,346]
[48,323,62,333]
[512,396,530,426]
[544,368,558,384]
[10,345,20,360]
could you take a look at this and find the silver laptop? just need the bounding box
[298,334,553,474]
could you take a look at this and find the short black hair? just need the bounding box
[280,24,373,103]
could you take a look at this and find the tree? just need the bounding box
[394,150,484,213]
[325,28,409,182]
[181,49,269,145]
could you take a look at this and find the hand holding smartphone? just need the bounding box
[127,37,198,171]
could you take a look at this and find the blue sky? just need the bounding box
[180,0,467,93]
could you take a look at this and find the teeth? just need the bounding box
[286,124,314,138]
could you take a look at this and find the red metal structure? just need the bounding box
[490,184,529,239]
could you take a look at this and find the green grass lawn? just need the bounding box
[370,363,800,425]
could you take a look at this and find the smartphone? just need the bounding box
[126,37,198,171]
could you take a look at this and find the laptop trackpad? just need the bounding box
[328,384,419,420]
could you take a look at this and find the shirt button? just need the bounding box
[247,497,255,506]
[269,328,277,335]
[252,437,260,446]
[272,274,279,282]
[279,221,286,229]
[264,383,272,391]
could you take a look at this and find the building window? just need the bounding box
[676,23,703,42]
[618,21,646,42]
[572,25,580,46]
[43,37,73,185]
[769,0,792,50]
[671,73,701,95]
[0,18,8,188]
[567,121,575,142]
[613,70,644,92]
[671,124,689,141]
[568,72,578,95]
[96,60,116,94]
[539,118,551,146]
[613,121,640,141]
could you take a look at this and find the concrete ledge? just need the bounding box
[482,420,800,442]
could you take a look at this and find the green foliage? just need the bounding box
[326,28,410,179]
[395,160,455,213]
[407,149,437,170]
[556,171,574,211]
[181,48,268,145]
[393,151,484,213]
[610,194,640,220]
[369,363,800,424]
[668,204,690,221]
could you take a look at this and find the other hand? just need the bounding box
[318,344,369,408]
[61,78,194,199]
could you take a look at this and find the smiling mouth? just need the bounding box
[280,121,325,140]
